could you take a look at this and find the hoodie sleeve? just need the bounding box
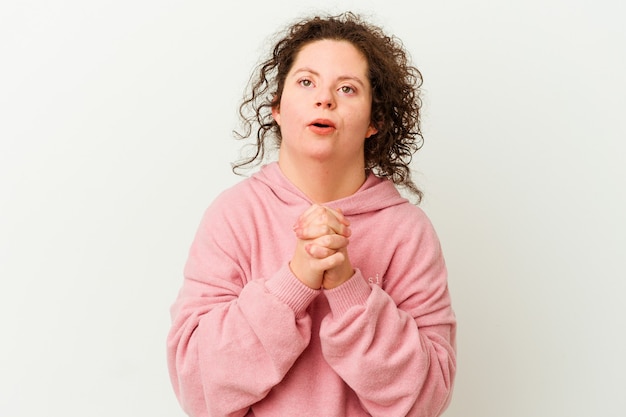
[166,199,320,417]
[319,209,456,417]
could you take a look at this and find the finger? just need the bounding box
[295,222,351,240]
[303,244,347,268]
[318,233,349,249]
[317,251,347,271]
[327,206,350,227]
[295,207,351,239]
[293,204,323,230]
[305,234,349,257]
[305,243,336,259]
[324,207,350,236]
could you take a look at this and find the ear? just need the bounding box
[271,99,281,126]
[365,123,378,138]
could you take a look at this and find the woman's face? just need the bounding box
[272,39,378,168]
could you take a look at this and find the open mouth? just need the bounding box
[310,119,335,129]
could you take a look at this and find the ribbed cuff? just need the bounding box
[323,271,371,317]
[265,265,321,318]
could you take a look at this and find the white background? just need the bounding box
[1,1,625,416]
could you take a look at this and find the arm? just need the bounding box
[319,218,456,417]
[166,205,320,417]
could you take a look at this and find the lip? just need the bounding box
[308,119,336,135]
[309,118,336,128]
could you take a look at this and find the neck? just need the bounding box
[278,156,366,203]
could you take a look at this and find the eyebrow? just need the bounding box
[292,67,366,87]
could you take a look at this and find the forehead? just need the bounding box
[291,39,369,75]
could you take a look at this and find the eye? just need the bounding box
[299,78,313,87]
[340,85,355,94]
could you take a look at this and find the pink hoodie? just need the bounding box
[167,163,456,417]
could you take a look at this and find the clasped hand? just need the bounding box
[290,204,354,290]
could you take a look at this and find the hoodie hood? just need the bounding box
[251,162,409,216]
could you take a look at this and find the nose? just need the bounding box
[315,87,335,109]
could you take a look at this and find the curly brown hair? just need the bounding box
[233,11,424,201]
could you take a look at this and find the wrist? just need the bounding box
[322,266,354,289]
[289,260,323,290]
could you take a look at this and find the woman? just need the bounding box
[167,12,456,417]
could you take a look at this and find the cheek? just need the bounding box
[276,101,302,128]
[349,109,374,134]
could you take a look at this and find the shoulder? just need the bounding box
[378,194,435,232]
[379,200,443,257]
[196,175,261,231]
[209,163,299,210]
[199,163,302,230]
[213,175,257,205]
